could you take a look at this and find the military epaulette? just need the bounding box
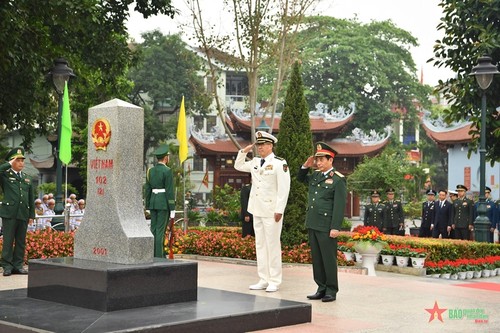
[334,171,344,178]
[274,156,284,161]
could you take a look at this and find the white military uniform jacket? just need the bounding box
[235,151,290,218]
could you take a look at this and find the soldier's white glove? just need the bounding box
[170,210,176,219]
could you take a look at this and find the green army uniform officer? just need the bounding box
[451,184,474,240]
[144,145,176,258]
[298,142,347,303]
[1,148,35,276]
[364,190,385,231]
[382,188,405,235]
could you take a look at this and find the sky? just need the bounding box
[127,0,455,86]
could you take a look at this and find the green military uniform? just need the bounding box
[144,145,175,258]
[364,190,385,231]
[0,148,35,275]
[382,188,405,235]
[451,184,474,240]
[298,142,347,302]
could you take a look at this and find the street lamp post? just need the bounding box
[47,58,76,215]
[469,55,499,242]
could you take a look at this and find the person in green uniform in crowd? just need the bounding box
[144,145,176,258]
[298,142,347,303]
[364,190,385,231]
[1,147,34,276]
[451,184,474,240]
[382,188,405,235]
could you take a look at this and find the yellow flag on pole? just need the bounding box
[177,96,188,164]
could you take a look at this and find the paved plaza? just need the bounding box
[1,257,499,332]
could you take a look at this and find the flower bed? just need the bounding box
[338,233,500,261]
[2,227,497,273]
[0,229,75,264]
[425,256,500,276]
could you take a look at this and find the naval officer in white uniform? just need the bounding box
[235,131,291,292]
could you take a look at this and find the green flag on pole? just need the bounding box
[59,81,72,165]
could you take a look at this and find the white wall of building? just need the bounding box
[448,144,500,200]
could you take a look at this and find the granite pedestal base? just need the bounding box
[27,257,197,312]
[0,288,312,333]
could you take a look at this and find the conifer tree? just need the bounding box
[275,61,313,246]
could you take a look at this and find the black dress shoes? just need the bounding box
[321,295,336,302]
[306,292,325,300]
[3,270,12,277]
[12,268,28,275]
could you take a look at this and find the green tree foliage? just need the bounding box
[143,104,170,168]
[347,147,428,202]
[212,184,240,214]
[37,182,79,198]
[0,0,175,150]
[128,31,211,115]
[260,16,432,134]
[431,0,500,162]
[275,62,313,246]
[301,16,431,132]
[187,0,317,149]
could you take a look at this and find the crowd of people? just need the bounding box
[364,185,499,243]
[29,193,85,231]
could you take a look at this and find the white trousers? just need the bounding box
[253,215,283,286]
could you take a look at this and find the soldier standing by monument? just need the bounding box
[0,148,34,276]
[145,145,176,258]
[298,142,347,303]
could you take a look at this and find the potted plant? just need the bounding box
[380,244,396,266]
[425,261,440,278]
[350,226,388,276]
[438,260,453,279]
[340,218,352,232]
[338,242,355,261]
[456,259,468,280]
[409,248,427,269]
[394,245,411,267]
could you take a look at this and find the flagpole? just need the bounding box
[176,95,189,234]
[183,161,187,233]
[64,165,68,200]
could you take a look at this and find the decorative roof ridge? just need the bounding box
[308,102,356,122]
[230,101,356,122]
[342,126,392,146]
[421,110,472,132]
[190,124,230,143]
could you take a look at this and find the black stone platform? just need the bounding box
[0,287,312,333]
[27,257,197,311]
